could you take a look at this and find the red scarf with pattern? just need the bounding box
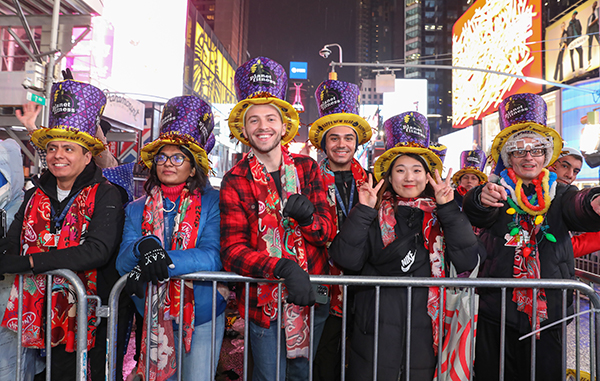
[249,146,311,359]
[137,186,200,381]
[319,158,367,317]
[378,192,445,354]
[1,185,99,351]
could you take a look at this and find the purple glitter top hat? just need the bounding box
[49,80,106,136]
[102,162,135,203]
[429,143,447,164]
[234,57,288,102]
[205,133,216,154]
[315,80,360,117]
[499,93,547,130]
[159,96,214,147]
[384,111,430,150]
[460,150,486,171]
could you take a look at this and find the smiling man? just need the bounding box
[308,79,371,381]
[220,57,335,381]
[0,80,124,381]
[463,93,600,381]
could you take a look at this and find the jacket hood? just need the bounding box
[0,139,24,210]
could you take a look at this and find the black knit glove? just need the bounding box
[0,254,31,281]
[125,264,146,298]
[138,237,173,284]
[283,194,315,227]
[273,258,315,306]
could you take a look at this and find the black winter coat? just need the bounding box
[3,161,125,302]
[463,183,600,332]
[329,200,482,381]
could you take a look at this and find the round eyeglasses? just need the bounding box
[154,153,190,166]
[509,148,545,158]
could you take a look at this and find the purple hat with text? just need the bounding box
[373,111,443,181]
[31,80,106,155]
[141,95,214,174]
[228,57,299,146]
[491,93,562,168]
[309,80,371,149]
[452,150,488,185]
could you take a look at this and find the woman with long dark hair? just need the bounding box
[116,96,226,381]
[329,112,482,380]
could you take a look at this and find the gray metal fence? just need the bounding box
[3,269,91,381]
[106,272,600,381]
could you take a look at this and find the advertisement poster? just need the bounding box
[545,0,599,83]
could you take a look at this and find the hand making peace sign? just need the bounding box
[358,174,384,209]
[426,168,454,205]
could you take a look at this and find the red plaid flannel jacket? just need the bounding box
[219,151,335,328]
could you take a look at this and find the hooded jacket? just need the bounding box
[2,161,124,302]
[0,139,24,227]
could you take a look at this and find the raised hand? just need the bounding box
[480,182,508,208]
[427,168,454,205]
[15,102,42,134]
[358,173,384,208]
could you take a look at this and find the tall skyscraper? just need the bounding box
[356,0,470,139]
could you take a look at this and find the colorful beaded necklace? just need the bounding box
[499,168,558,250]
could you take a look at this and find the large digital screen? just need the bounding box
[561,78,600,182]
[452,0,543,128]
[545,0,599,84]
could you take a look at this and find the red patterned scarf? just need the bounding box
[1,185,99,352]
[378,192,445,353]
[319,158,367,317]
[137,186,201,381]
[249,146,311,359]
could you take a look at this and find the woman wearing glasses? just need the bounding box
[116,96,226,381]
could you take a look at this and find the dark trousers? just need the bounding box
[571,46,584,71]
[474,316,562,381]
[589,25,599,60]
[313,315,342,381]
[554,48,565,81]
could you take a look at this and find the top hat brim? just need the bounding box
[141,134,210,175]
[373,146,443,182]
[491,122,563,167]
[309,113,372,149]
[228,97,299,146]
[31,127,106,156]
[451,168,487,186]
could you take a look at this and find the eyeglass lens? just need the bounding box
[154,153,187,166]
[511,149,545,158]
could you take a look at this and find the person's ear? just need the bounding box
[190,167,196,177]
[84,151,92,165]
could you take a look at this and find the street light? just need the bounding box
[319,43,343,80]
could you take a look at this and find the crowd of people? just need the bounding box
[0,56,599,381]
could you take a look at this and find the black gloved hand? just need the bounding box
[283,194,315,227]
[137,237,173,284]
[125,265,146,298]
[0,254,31,281]
[62,68,73,80]
[273,258,315,306]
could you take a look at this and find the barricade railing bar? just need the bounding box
[9,269,90,381]
[106,272,600,381]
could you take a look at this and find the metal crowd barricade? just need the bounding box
[8,269,90,381]
[106,272,600,381]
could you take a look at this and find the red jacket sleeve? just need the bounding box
[571,231,600,258]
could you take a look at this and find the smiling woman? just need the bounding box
[329,111,482,380]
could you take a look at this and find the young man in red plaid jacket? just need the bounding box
[219,57,335,381]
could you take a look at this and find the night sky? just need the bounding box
[247,0,358,141]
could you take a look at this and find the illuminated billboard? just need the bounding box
[545,0,599,84]
[289,62,308,80]
[452,0,543,129]
[190,19,237,105]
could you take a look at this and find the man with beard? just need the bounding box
[220,57,335,381]
[308,79,371,381]
[463,93,600,380]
